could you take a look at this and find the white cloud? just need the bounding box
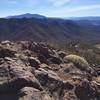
[50,4,100,17]
[65,4,100,13]
[48,0,71,7]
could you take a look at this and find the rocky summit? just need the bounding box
[0,41,99,100]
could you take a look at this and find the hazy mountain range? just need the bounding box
[0,13,100,43]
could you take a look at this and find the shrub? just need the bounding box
[63,54,89,70]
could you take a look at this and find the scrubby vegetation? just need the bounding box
[64,54,89,70]
[49,40,100,68]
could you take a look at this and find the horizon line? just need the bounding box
[1,13,100,19]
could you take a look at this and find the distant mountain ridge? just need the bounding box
[0,14,100,43]
[5,13,100,21]
[70,16,100,21]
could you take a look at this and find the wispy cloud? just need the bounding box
[65,4,100,12]
[48,0,71,7]
[1,0,100,17]
[50,4,100,17]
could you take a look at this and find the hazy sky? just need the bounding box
[0,0,100,17]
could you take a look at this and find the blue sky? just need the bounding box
[0,0,100,17]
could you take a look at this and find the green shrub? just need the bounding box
[63,54,89,70]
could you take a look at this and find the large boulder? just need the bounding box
[0,59,42,93]
[34,68,62,86]
[34,68,74,99]
[33,43,52,58]
[75,79,97,100]
[18,87,51,100]
[0,47,16,58]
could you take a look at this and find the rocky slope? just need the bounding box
[0,41,99,100]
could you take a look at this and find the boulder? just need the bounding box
[48,56,62,64]
[28,57,41,69]
[75,79,96,100]
[0,47,16,58]
[0,59,42,93]
[34,68,66,98]
[33,43,52,58]
[38,55,49,64]
[18,87,51,100]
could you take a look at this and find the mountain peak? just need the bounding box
[6,13,46,19]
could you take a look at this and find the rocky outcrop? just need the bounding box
[0,41,99,100]
[18,87,51,100]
